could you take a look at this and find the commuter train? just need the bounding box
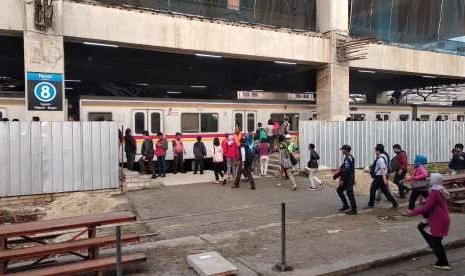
[1,93,464,161]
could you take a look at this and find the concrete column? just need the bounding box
[316,0,350,121]
[23,0,66,121]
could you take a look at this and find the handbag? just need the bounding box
[412,180,429,190]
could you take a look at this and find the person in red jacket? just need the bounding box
[393,144,408,198]
[224,134,238,179]
[406,173,451,271]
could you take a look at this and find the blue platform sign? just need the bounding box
[27,72,63,111]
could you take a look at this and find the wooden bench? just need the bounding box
[0,211,145,275]
[447,187,465,213]
[442,175,465,188]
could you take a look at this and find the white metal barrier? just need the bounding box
[0,122,119,197]
[299,121,465,169]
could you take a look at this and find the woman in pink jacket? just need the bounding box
[402,155,429,210]
[407,173,451,270]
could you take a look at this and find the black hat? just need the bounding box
[340,145,351,151]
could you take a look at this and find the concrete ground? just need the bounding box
[120,173,465,275]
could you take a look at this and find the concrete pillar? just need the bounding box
[316,0,350,121]
[23,0,66,121]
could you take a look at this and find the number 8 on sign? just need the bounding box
[34,82,57,102]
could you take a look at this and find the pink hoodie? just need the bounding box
[406,165,428,182]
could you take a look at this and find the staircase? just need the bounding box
[122,169,163,191]
[267,153,281,177]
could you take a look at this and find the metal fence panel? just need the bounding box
[299,121,465,169]
[0,122,119,197]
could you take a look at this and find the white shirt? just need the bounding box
[375,154,387,176]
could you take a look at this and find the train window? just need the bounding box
[201,113,218,133]
[247,113,255,133]
[289,114,299,131]
[375,113,389,121]
[399,114,409,121]
[384,114,389,121]
[458,115,465,122]
[150,112,161,134]
[88,112,113,121]
[420,115,430,121]
[235,113,243,131]
[351,114,365,121]
[443,115,449,121]
[0,111,2,120]
[270,113,285,124]
[134,112,145,134]
[182,113,200,133]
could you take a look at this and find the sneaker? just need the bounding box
[277,183,282,186]
[346,210,357,215]
[339,206,350,212]
[230,185,239,189]
[392,203,399,209]
[363,205,374,210]
[308,187,316,191]
[292,185,297,191]
[222,179,227,186]
[432,265,451,270]
[213,181,219,184]
[151,175,157,179]
[200,172,204,175]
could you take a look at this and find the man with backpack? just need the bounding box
[255,123,267,142]
[392,144,408,198]
[365,144,399,209]
[232,135,256,190]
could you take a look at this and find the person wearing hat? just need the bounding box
[193,135,207,174]
[172,132,186,174]
[365,144,398,209]
[406,173,451,270]
[333,145,357,215]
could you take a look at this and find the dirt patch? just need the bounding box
[0,206,45,224]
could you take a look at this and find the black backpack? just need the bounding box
[244,146,255,165]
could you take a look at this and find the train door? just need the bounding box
[132,109,164,135]
[233,110,257,133]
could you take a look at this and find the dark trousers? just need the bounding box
[126,152,135,171]
[234,163,255,189]
[368,176,398,207]
[156,156,166,176]
[337,180,357,210]
[394,171,407,197]
[213,162,225,181]
[173,154,185,173]
[409,189,429,210]
[418,224,449,266]
[138,156,154,174]
[194,159,205,173]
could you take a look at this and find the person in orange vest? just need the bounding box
[172,132,186,174]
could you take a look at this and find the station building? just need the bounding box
[0,0,464,122]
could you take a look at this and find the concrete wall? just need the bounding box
[350,43,465,78]
[0,0,23,33]
[61,1,329,64]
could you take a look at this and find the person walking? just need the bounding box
[448,143,465,175]
[212,137,227,185]
[392,144,408,198]
[138,131,154,175]
[272,119,281,151]
[224,134,238,179]
[232,136,256,190]
[278,134,298,191]
[124,128,137,171]
[307,143,323,191]
[259,138,270,176]
[402,154,429,210]
[154,132,168,177]
[281,117,290,134]
[172,132,186,174]
[365,144,399,209]
[193,136,207,174]
[333,145,357,215]
[406,173,451,270]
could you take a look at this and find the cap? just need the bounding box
[285,134,292,139]
[340,144,351,151]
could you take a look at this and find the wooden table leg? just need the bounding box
[0,237,7,275]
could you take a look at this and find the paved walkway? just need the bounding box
[122,175,465,275]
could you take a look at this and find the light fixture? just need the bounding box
[357,70,376,74]
[83,42,119,48]
[195,53,222,59]
[422,75,437,79]
[133,83,149,86]
[166,91,181,94]
[274,61,297,65]
[65,79,82,82]
[252,90,264,92]
[190,85,207,88]
[65,87,74,90]
[8,85,15,88]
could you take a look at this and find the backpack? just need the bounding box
[382,153,392,174]
[244,146,254,165]
[390,156,398,172]
[259,129,267,141]
[370,154,391,178]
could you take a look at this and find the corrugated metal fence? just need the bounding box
[0,122,119,197]
[299,121,465,169]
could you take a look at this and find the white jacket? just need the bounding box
[212,145,224,163]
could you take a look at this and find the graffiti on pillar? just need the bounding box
[28,34,62,68]
[34,0,54,31]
